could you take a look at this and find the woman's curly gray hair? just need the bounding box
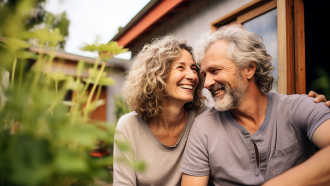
[196,25,274,93]
[123,36,204,122]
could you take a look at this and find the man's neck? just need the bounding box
[231,83,268,134]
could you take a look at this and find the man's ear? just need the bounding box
[243,62,256,80]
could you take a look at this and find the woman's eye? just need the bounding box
[191,65,198,72]
[177,66,184,70]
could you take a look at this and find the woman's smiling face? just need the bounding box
[165,49,199,104]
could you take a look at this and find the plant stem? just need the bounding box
[55,79,58,94]
[95,83,102,101]
[84,62,106,118]
[11,57,17,85]
[82,58,100,94]
[31,54,44,90]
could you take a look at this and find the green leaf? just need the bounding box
[98,76,115,86]
[55,149,88,173]
[47,72,68,81]
[81,42,128,60]
[132,161,146,172]
[3,38,30,52]
[115,139,131,153]
[16,50,37,59]
[84,99,105,114]
[24,27,64,47]
[77,60,85,77]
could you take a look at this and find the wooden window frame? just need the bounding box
[211,0,306,94]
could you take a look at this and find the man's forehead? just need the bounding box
[200,60,215,72]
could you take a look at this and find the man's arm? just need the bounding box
[181,174,209,186]
[180,114,212,186]
[263,119,330,186]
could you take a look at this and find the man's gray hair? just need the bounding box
[196,25,274,93]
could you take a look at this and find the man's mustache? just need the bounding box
[209,82,226,96]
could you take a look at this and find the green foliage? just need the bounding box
[82,42,128,61]
[44,11,70,48]
[0,0,70,49]
[0,0,130,185]
[310,68,330,98]
[113,98,144,173]
[115,138,146,173]
[24,27,64,47]
[114,96,130,122]
[0,59,119,186]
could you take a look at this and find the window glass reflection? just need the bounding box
[243,9,278,91]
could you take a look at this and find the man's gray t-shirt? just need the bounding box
[181,92,330,186]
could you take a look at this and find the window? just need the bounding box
[211,0,306,94]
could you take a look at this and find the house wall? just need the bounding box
[128,0,253,55]
[43,56,129,123]
[90,88,107,121]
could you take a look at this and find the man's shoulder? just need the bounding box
[270,92,313,107]
[195,107,218,121]
[193,107,228,131]
[269,92,328,121]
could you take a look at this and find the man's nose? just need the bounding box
[203,74,215,89]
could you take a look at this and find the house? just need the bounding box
[111,0,329,96]
[30,47,130,123]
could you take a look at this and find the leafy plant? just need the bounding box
[0,0,70,49]
[114,96,130,123]
[0,0,128,185]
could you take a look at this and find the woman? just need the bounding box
[113,36,204,186]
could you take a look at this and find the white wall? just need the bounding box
[129,0,252,55]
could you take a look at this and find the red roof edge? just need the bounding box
[115,0,184,47]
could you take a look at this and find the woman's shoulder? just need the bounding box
[116,111,142,132]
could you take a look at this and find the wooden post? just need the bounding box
[294,0,306,93]
[277,0,294,94]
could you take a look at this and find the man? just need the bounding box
[181,25,330,186]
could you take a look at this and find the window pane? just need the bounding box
[243,8,278,91]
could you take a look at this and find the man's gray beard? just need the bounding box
[213,75,247,112]
[214,87,240,111]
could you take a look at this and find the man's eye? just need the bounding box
[210,69,218,74]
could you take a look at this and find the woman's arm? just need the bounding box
[113,134,137,186]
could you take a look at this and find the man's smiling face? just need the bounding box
[201,40,248,111]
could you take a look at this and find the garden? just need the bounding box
[0,0,140,185]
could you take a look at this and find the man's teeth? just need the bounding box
[180,85,193,90]
[214,89,224,96]
[220,84,225,90]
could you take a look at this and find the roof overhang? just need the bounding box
[30,47,130,71]
[111,0,185,47]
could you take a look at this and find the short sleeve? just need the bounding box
[113,114,137,186]
[290,95,330,140]
[181,117,210,176]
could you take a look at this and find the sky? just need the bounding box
[45,0,150,59]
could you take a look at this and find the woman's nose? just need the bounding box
[185,69,197,80]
